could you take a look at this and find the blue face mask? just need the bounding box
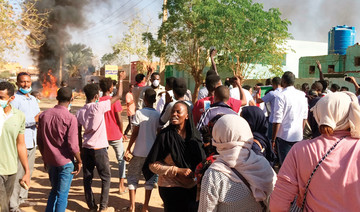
[0,99,9,108]
[68,103,71,111]
[95,99,99,103]
[19,87,32,94]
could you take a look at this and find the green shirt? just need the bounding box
[0,107,25,175]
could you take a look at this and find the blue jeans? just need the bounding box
[109,139,126,179]
[276,137,297,165]
[46,162,74,212]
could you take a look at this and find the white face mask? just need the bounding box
[152,79,160,88]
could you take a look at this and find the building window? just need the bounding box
[328,65,335,73]
[309,65,315,74]
[355,57,360,66]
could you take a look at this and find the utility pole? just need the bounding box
[159,0,167,81]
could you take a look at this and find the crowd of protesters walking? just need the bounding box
[1,49,360,212]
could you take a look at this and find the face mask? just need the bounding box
[152,80,160,88]
[68,103,71,111]
[19,87,32,94]
[0,99,9,109]
[95,99,99,103]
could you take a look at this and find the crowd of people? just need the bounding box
[2,53,360,212]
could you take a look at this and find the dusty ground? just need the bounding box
[21,97,164,212]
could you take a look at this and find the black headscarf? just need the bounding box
[143,101,206,181]
[241,106,276,165]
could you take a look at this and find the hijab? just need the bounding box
[241,106,276,164]
[143,101,206,180]
[311,91,360,138]
[210,114,276,202]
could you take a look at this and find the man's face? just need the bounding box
[0,89,14,104]
[17,75,32,89]
[150,74,160,83]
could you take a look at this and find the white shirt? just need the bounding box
[262,88,282,123]
[132,107,160,157]
[273,86,308,142]
[198,87,208,100]
[156,90,174,113]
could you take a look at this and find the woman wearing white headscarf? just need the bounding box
[270,92,360,212]
[198,114,276,212]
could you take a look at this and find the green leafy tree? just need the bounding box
[0,0,49,64]
[144,0,291,100]
[64,43,94,77]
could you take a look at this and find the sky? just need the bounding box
[10,0,360,67]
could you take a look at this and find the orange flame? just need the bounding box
[42,69,58,98]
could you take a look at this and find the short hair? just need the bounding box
[308,89,318,97]
[272,77,281,85]
[151,72,160,79]
[214,85,230,102]
[16,72,31,81]
[256,82,264,86]
[229,77,236,85]
[311,81,323,92]
[242,85,251,91]
[56,87,72,102]
[83,84,99,101]
[301,83,309,92]
[0,81,15,96]
[60,81,68,87]
[135,74,145,83]
[166,77,176,89]
[340,86,349,91]
[129,84,134,89]
[205,75,221,93]
[99,77,113,93]
[206,70,217,77]
[282,71,295,86]
[173,78,187,98]
[319,80,328,92]
[144,88,156,104]
[330,83,340,92]
[112,80,117,86]
[265,78,271,85]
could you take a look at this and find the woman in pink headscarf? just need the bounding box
[270,92,360,211]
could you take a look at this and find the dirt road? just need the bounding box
[21,97,164,212]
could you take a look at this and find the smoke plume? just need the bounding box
[30,0,92,82]
[253,0,360,43]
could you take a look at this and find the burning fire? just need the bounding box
[42,69,58,98]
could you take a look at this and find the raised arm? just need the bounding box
[110,71,126,105]
[349,76,360,92]
[235,76,247,106]
[316,60,324,81]
[210,49,218,75]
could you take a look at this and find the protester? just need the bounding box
[330,83,340,92]
[37,87,82,212]
[197,85,237,130]
[272,71,308,165]
[10,72,41,211]
[159,78,192,126]
[241,106,276,165]
[156,77,175,113]
[340,86,349,91]
[197,48,218,100]
[301,83,309,94]
[192,75,246,125]
[76,71,125,212]
[124,84,135,139]
[133,74,146,110]
[124,88,160,212]
[138,72,165,110]
[255,77,282,139]
[0,82,30,212]
[99,77,127,194]
[229,77,255,106]
[198,114,276,212]
[270,92,360,211]
[144,102,206,212]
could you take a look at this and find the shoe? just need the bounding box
[99,207,115,212]
[19,200,37,207]
[119,189,128,195]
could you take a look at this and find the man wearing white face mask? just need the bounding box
[138,72,165,110]
[10,72,41,211]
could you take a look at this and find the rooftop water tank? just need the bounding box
[328,25,356,55]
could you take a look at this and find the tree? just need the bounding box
[144,0,291,101]
[0,0,49,63]
[64,43,94,77]
[102,15,154,73]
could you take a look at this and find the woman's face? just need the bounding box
[171,103,188,125]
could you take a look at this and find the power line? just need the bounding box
[90,0,132,27]
[80,0,158,38]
